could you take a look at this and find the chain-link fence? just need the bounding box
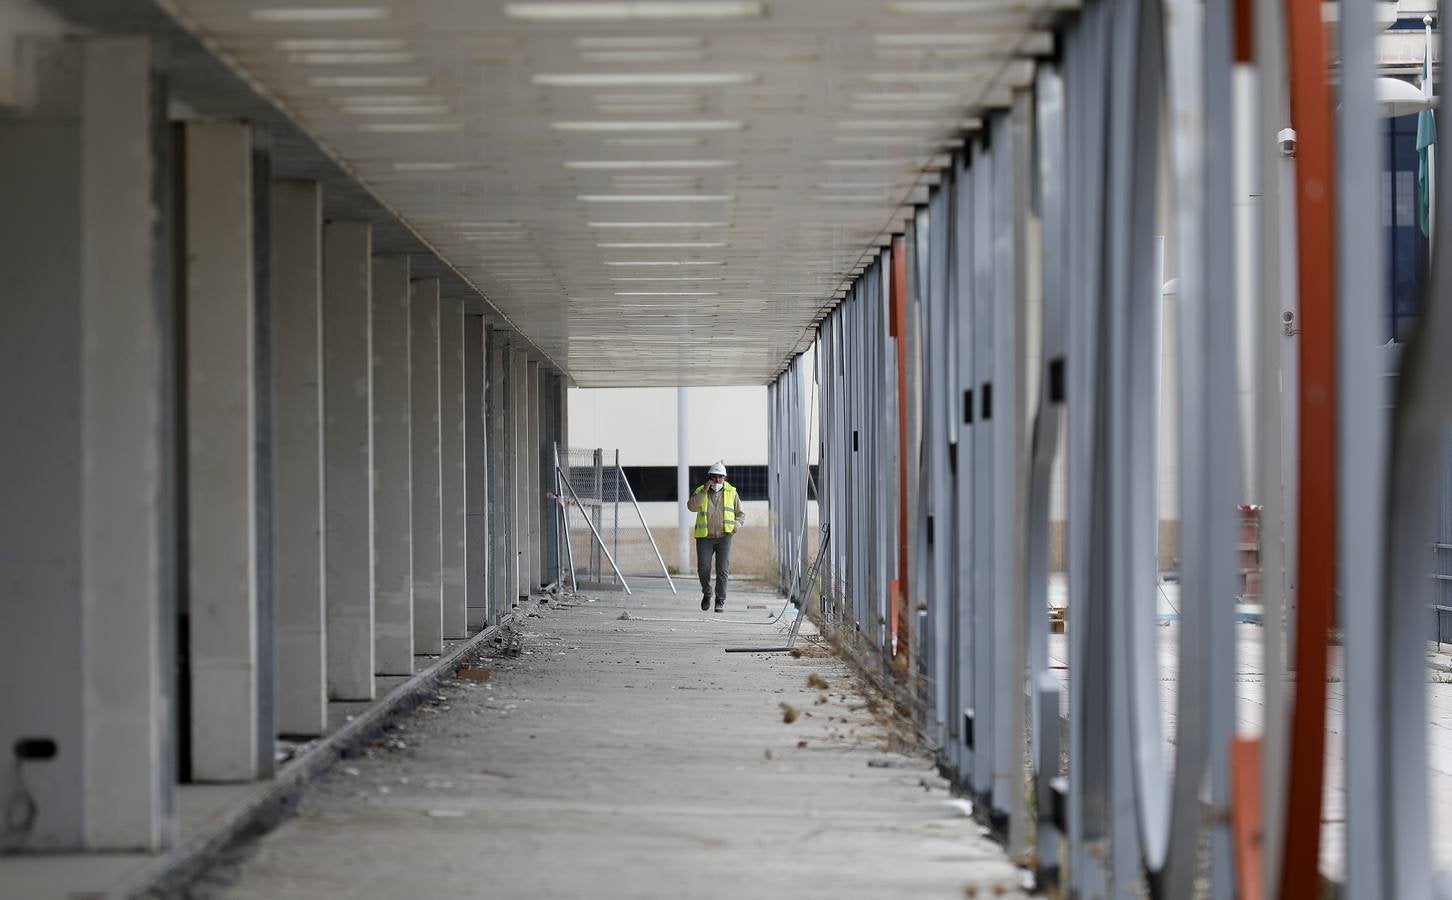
[553,445,675,593]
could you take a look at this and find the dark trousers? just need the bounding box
[696,535,733,603]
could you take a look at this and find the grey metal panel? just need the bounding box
[1335,0,1389,894]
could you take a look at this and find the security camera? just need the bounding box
[1278,128,1297,159]
[1282,310,1295,325]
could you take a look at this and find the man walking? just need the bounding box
[687,461,745,612]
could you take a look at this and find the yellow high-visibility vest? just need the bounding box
[693,483,738,538]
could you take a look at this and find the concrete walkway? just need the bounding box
[206,579,1027,899]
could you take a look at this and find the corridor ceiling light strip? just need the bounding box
[877,32,1032,46]
[251,6,391,22]
[603,136,705,146]
[345,105,451,115]
[603,260,725,266]
[610,276,727,281]
[886,0,1034,10]
[358,122,464,132]
[822,158,919,167]
[613,291,721,296]
[276,38,407,51]
[566,159,736,170]
[578,194,733,202]
[863,69,997,83]
[839,119,962,130]
[552,120,743,132]
[339,94,443,105]
[392,161,484,171]
[310,75,430,88]
[289,52,416,65]
[534,72,754,87]
[504,3,766,22]
[596,241,728,248]
[588,221,728,228]
[575,36,704,49]
[583,54,707,66]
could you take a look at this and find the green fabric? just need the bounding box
[1417,49,1437,238]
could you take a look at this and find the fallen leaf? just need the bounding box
[779,702,800,724]
[455,664,492,683]
[806,673,829,689]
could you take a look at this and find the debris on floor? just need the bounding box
[779,702,800,724]
[806,673,829,689]
[455,663,492,683]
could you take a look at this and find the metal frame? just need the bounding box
[758,1,1444,895]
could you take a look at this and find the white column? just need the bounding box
[322,222,375,700]
[411,278,444,653]
[513,350,531,602]
[490,330,512,620]
[80,36,173,848]
[270,180,327,736]
[677,387,690,570]
[527,359,543,591]
[465,315,489,630]
[371,256,413,674]
[439,299,468,637]
[183,121,260,782]
[0,35,174,850]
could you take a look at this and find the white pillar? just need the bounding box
[439,299,468,637]
[79,36,174,847]
[490,330,513,619]
[0,35,174,850]
[371,256,413,674]
[322,221,375,700]
[677,387,690,570]
[270,180,327,736]
[465,315,489,630]
[183,120,260,782]
[513,350,531,602]
[528,359,543,591]
[411,278,444,653]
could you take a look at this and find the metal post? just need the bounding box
[554,443,576,593]
[612,448,620,581]
[619,465,676,593]
[678,388,690,577]
[592,448,604,584]
[558,464,631,594]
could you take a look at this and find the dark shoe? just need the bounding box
[714,602,724,613]
[701,593,711,611]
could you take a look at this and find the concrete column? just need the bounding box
[465,315,489,630]
[489,330,512,622]
[0,35,174,851]
[270,180,327,736]
[439,299,468,637]
[411,278,444,653]
[528,360,544,590]
[513,350,531,602]
[80,35,175,848]
[500,338,519,610]
[182,120,260,782]
[371,256,413,675]
[322,222,375,700]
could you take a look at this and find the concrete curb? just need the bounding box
[106,613,516,900]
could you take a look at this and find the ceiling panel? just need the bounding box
[155,0,1060,386]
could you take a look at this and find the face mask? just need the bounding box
[710,482,724,492]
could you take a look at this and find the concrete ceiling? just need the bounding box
[153,0,1060,386]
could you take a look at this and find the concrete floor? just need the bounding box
[206,580,1028,899]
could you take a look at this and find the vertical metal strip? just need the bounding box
[1277,0,1339,891]
[1335,0,1388,891]
[1027,58,1067,888]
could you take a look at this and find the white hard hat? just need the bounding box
[708,461,727,476]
